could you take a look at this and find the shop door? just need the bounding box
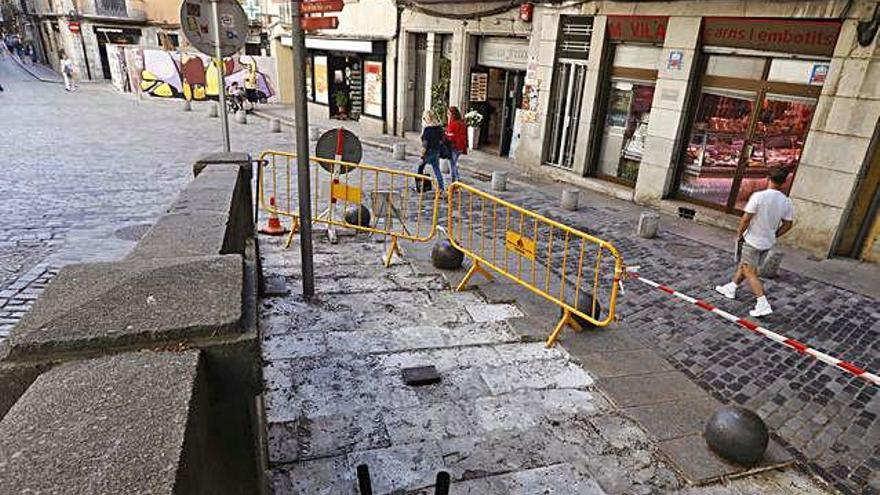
[545,62,587,169]
[677,55,823,213]
[499,70,524,157]
[410,34,427,132]
[835,123,880,261]
[95,29,140,80]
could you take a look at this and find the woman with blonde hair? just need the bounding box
[417,109,446,190]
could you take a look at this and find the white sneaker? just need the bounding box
[714,283,736,300]
[749,299,773,318]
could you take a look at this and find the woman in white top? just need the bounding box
[59,51,76,91]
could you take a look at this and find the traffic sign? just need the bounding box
[180,0,248,57]
[68,21,80,33]
[301,16,339,31]
[301,0,344,15]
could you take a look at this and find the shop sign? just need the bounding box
[301,0,344,15]
[364,61,383,117]
[607,16,668,43]
[470,72,488,102]
[702,18,841,57]
[314,55,329,104]
[478,37,529,70]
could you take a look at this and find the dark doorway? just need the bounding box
[94,27,141,80]
[499,70,525,157]
[409,33,428,132]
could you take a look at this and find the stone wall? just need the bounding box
[0,153,263,494]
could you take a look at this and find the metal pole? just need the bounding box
[291,0,315,299]
[210,0,231,152]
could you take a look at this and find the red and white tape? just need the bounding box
[624,267,880,387]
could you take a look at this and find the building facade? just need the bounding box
[396,0,880,263]
[270,0,398,135]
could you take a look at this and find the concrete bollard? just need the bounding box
[235,110,247,124]
[491,171,508,192]
[269,118,282,133]
[392,143,406,160]
[759,251,784,278]
[440,158,450,174]
[182,100,192,112]
[637,211,660,239]
[309,126,322,141]
[561,189,579,211]
[207,104,218,118]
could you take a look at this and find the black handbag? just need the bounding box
[439,139,452,160]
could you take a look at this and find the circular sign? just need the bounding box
[315,129,362,174]
[180,0,248,58]
[68,21,80,33]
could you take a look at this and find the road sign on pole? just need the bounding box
[180,0,248,152]
[300,16,339,31]
[290,0,316,299]
[301,0,344,14]
[68,21,80,33]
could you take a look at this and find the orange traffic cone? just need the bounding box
[259,196,288,236]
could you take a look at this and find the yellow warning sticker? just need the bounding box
[330,182,362,204]
[505,230,536,261]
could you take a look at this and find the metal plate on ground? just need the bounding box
[465,303,524,323]
[402,365,441,386]
[315,128,362,174]
[263,274,290,298]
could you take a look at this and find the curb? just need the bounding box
[8,55,62,84]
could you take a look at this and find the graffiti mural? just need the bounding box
[139,50,276,102]
[105,46,277,102]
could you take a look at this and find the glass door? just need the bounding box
[545,62,587,169]
[596,80,655,185]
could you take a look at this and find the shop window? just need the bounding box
[676,53,822,213]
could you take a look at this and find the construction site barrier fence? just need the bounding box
[258,150,441,266]
[446,182,624,347]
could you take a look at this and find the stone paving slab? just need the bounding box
[660,434,794,484]
[623,396,722,441]
[600,370,708,408]
[575,348,676,378]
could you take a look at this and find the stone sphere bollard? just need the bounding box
[182,99,192,112]
[704,406,769,466]
[440,158,451,174]
[392,143,406,160]
[235,110,247,124]
[269,118,282,133]
[343,204,371,227]
[491,171,508,192]
[431,240,464,270]
[563,291,602,330]
[309,126,322,141]
[637,211,660,239]
[561,189,579,211]
[207,103,219,118]
[759,251,784,279]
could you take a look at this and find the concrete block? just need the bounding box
[491,171,508,191]
[0,362,47,421]
[126,211,231,260]
[5,255,244,361]
[207,103,218,118]
[392,143,406,160]
[0,350,246,494]
[637,211,660,238]
[182,99,192,112]
[269,118,282,133]
[235,110,247,124]
[561,188,580,211]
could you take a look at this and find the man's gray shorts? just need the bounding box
[738,242,769,268]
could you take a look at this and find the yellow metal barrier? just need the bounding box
[258,150,441,266]
[447,182,624,347]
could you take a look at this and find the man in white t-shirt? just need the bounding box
[715,168,794,317]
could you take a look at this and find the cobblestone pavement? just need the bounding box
[0,57,292,341]
[260,231,828,494]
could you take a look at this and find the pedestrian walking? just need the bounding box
[445,106,467,186]
[715,167,794,317]
[417,110,446,192]
[60,51,76,91]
